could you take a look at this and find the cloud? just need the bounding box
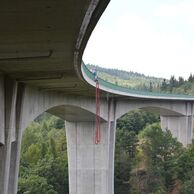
[83,2,194,79]
[154,2,194,25]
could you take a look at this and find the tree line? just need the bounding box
[86,64,163,91]
[160,74,194,94]
[87,64,194,95]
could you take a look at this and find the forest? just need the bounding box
[87,64,194,95]
[87,64,163,91]
[18,66,194,194]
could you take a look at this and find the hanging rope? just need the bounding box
[95,80,101,144]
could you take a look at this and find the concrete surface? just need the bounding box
[0,0,194,194]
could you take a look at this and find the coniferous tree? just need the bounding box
[161,79,167,91]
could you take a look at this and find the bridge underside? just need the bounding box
[0,0,194,194]
[0,79,193,194]
[0,0,110,97]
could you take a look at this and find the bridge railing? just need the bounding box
[82,62,194,100]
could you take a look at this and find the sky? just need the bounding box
[83,0,194,79]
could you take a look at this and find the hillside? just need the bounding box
[86,64,194,95]
[86,64,164,92]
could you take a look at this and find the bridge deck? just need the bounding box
[0,0,193,101]
[82,63,194,101]
[0,0,109,97]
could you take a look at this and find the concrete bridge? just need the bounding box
[0,0,194,194]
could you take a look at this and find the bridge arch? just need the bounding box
[19,85,109,132]
[115,100,188,120]
[16,85,116,194]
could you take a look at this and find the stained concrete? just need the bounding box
[0,0,110,98]
[0,78,194,194]
[66,121,112,194]
[0,0,194,193]
[161,116,193,146]
[0,78,18,194]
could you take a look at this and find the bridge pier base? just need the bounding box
[160,116,193,146]
[66,120,116,194]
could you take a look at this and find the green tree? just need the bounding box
[139,123,183,193]
[50,137,57,158]
[19,114,69,194]
[36,158,69,194]
[23,144,41,165]
[117,110,159,134]
[161,79,167,91]
[188,73,194,82]
[176,144,194,182]
[149,82,153,92]
[116,130,138,158]
[178,76,184,86]
[169,76,177,87]
[18,175,58,194]
[180,177,194,194]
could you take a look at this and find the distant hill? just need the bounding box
[86,64,194,95]
[87,64,163,80]
[86,64,164,92]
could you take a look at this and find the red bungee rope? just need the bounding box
[95,80,101,144]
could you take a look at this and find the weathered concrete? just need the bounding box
[115,99,192,119]
[0,75,5,145]
[66,120,116,194]
[0,2,113,192]
[0,77,18,194]
[0,76,194,194]
[0,75,117,194]
[161,116,193,146]
[2,0,193,193]
[115,99,194,146]
[7,84,25,194]
[0,0,110,98]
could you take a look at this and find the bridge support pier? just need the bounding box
[0,78,22,194]
[160,115,193,146]
[66,120,116,194]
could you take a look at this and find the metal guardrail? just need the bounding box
[82,62,194,99]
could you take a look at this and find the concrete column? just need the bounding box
[107,121,116,194]
[0,75,5,145]
[0,78,18,194]
[160,115,193,146]
[66,120,116,194]
[8,84,25,194]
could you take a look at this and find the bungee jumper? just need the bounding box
[91,68,98,82]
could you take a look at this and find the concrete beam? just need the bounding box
[160,115,193,146]
[115,99,192,119]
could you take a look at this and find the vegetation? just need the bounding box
[18,66,194,193]
[160,74,194,95]
[87,64,163,91]
[115,114,194,194]
[18,114,68,194]
[87,64,194,95]
[115,110,159,194]
[18,110,194,194]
